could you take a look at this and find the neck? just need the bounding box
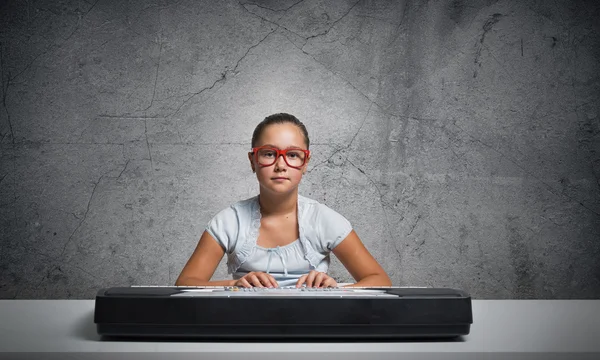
[258,188,298,216]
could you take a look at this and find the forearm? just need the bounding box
[344,273,392,287]
[175,277,236,287]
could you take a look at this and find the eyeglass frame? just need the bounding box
[250,146,311,170]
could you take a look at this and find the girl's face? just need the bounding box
[248,123,310,196]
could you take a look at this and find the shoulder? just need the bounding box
[299,195,349,222]
[207,195,258,233]
[206,196,258,252]
[213,196,257,220]
[298,195,353,251]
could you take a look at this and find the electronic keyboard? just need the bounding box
[94,286,473,339]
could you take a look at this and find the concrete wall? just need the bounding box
[1,0,598,299]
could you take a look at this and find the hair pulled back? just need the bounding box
[251,113,310,149]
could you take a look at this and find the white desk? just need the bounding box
[0,300,599,360]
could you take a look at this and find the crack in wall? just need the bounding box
[345,101,371,153]
[5,0,101,85]
[480,42,517,83]
[4,44,50,87]
[12,259,99,299]
[386,1,409,48]
[407,214,421,236]
[310,101,373,173]
[473,13,503,78]
[304,0,362,41]
[451,121,600,217]
[30,261,100,295]
[136,0,185,16]
[117,159,130,179]
[330,102,374,204]
[238,1,303,42]
[345,158,401,261]
[375,106,600,220]
[142,26,164,113]
[1,0,101,147]
[423,219,452,244]
[10,140,251,147]
[144,120,153,170]
[97,115,167,119]
[61,0,101,43]
[343,100,372,176]
[238,0,387,118]
[170,27,278,118]
[35,158,129,288]
[445,141,471,173]
[170,72,226,117]
[240,0,306,13]
[295,39,378,106]
[481,264,511,294]
[56,174,105,262]
[3,141,138,146]
[306,146,345,173]
[421,219,467,288]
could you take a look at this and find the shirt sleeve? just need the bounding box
[316,203,353,251]
[205,206,239,253]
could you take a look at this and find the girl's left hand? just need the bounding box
[295,270,338,288]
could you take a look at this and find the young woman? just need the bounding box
[176,113,391,288]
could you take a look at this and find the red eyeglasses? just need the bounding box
[251,146,310,169]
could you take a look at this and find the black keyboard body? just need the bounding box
[94,286,473,340]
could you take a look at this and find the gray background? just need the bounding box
[0,0,598,299]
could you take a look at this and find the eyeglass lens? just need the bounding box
[257,148,306,167]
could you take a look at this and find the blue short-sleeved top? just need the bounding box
[205,194,353,287]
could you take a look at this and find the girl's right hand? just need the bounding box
[234,272,279,288]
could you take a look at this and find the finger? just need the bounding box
[322,277,337,288]
[248,274,264,287]
[268,274,279,288]
[257,273,274,288]
[239,277,252,288]
[295,275,307,288]
[243,274,257,287]
[313,272,326,288]
[306,271,318,287]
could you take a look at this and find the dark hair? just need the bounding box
[251,113,310,149]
